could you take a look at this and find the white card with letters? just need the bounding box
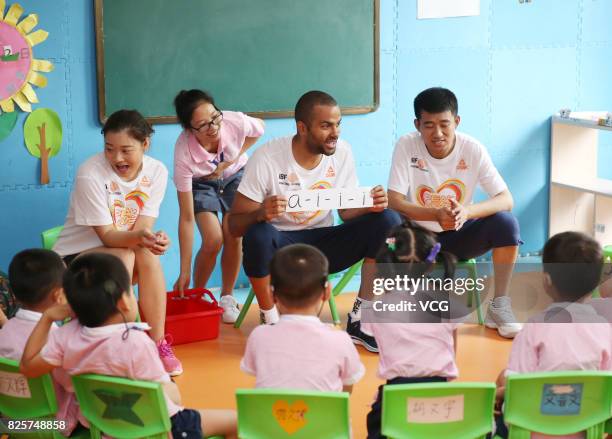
[285,187,373,212]
[407,395,464,423]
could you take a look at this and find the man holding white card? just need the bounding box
[228,91,400,350]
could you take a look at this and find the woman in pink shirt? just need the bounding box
[361,222,461,439]
[172,90,264,323]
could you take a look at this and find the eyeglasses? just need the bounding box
[191,111,223,133]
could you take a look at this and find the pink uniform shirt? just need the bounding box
[241,315,365,391]
[173,111,264,192]
[506,303,612,439]
[0,310,74,436]
[361,321,459,380]
[41,320,180,435]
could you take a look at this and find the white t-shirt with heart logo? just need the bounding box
[388,131,507,233]
[53,153,168,256]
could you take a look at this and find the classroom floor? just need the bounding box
[172,291,515,438]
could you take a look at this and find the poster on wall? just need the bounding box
[0,2,54,114]
[417,0,480,19]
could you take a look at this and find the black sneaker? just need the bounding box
[346,314,378,353]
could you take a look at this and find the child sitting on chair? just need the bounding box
[0,249,65,359]
[361,222,461,439]
[0,249,72,435]
[495,231,612,439]
[241,244,365,392]
[20,252,237,439]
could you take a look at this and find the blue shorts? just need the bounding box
[171,409,203,439]
[192,168,244,214]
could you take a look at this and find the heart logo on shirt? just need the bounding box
[272,400,309,434]
[416,179,465,208]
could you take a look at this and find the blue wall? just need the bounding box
[1,0,611,288]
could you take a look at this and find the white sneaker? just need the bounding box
[485,297,523,338]
[219,295,240,324]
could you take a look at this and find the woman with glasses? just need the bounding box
[173,89,264,323]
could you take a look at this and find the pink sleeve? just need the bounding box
[40,325,68,367]
[173,133,194,193]
[240,331,259,376]
[240,113,264,138]
[340,335,365,385]
[506,326,539,374]
[129,335,170,383]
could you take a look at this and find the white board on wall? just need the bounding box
[417,0,480,19]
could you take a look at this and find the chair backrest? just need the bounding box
[504,371,612,438]
[236,388,350,439]
[71,374,170,439]
[41,226,64,250]
[381,382,495,439]
[0,357,58,420]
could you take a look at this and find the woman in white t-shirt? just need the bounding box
[53,110,182,376]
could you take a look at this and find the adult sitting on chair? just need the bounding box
[388,87,522,338]
[228,90,400,352]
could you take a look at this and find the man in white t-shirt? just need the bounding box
[388,87,523,338]
[229,91,400,351]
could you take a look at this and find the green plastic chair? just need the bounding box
[41,226,64,250]
[0,357,87,439]
[71,373,224,439]
[499,371,612,439]
[236,388,350,439]
[457,259,484,325]
[234,260,362,328]
[381,382,495,439]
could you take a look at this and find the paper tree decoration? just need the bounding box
[24,108,62,185]
[0,1,53,114]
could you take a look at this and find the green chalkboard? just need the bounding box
[95,0,379,123]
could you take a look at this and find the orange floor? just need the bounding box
[173,292,514,438]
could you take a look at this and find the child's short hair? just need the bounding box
[543,231,603,301]
[376,221,456,280]
[173,89,218,130]
[8,249,64,307]
[101,109,154,143]
[63,253,131,327]
[413,87,458,119]
[270,244,329,307]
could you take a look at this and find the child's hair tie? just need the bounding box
[386,237,396,251]
[425,243,441,263]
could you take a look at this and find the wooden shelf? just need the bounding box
[552,112,612,132]
[551,179,612,197]
[549,111,612,245]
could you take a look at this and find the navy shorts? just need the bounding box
[171,409,203,439]
[366,376,448,439]
[437,211,522,260]
[192,168,244,214]
[242,210,402,278]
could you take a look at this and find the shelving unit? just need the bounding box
[549,111,612,245]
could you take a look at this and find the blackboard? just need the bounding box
[94,0,379,123]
